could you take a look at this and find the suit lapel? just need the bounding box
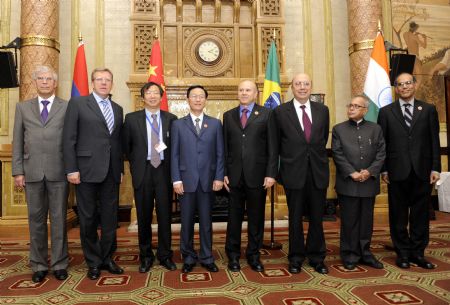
[87,94,108,129]
[199,115,210,137]
[232,107,242,130]
[392,101,410,131]
[245,104,259,128]
[161,111,170,144]
[45,98,64,125]
[285,101,304,136]
[30,98,42,124]
[183,114,198,136]
[310,102,320,140]
[410,99,423,131]
[111,100,121,134]
[138,110,148,148]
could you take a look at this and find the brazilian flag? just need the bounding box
[262,41,281,109]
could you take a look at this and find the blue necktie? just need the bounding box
[41,100,50,123]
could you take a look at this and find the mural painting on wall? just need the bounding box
[392,0,450,123]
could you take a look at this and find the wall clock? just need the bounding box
[196,39,222,65]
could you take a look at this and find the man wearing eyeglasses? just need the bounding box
[63,68,124,280]
[12,65,69,283]
[271,73,330,274]
[332,95,386,270]
[171,85,224,273]
[378,72,440,270]
[122,82,177,273]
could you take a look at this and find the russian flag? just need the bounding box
[71,41,89,97]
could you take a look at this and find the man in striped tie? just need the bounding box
[63,68,124,280]
[378,72,440,270]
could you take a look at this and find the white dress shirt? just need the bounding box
[293,99,313,130]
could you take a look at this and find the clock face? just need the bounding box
[197,40,221,64]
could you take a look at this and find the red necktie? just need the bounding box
[241,108,249,128]
[300,105,311,142]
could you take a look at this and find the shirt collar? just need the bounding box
[38,95,55,104]
[93,92,110,104]
[399,98,414,107]
[190,112,204,122]
[240,102,255,114]
[349,118,366,126]
[293,99,311,108]
[145,108,160,118]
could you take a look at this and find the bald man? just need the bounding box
[223,80,277,272]
[272,73,330,274]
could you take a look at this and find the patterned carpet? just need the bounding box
[1,216,450,305]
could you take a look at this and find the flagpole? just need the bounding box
[263,28,282,251]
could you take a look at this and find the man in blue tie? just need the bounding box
[12,65,69,282]
[63,68,124,280]
[123,82,177,273]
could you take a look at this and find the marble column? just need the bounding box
[347,0,382,95]
[20,0,60,101]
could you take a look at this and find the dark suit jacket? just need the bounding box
[272,99,330,189]
[122,109,177,188]
[63,94,124,183]
[12,97,68,182]
[377,99,440,182]
[223,104,277,188]
[171,114,224,192]
[332,120,386,197]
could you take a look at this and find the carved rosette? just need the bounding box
[347,0,381,95]
[20,0,59,101]
[183,28,234,77]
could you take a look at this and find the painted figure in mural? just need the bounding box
[403,21,428,86]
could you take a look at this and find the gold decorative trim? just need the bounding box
[323,0,335,127]
[96,0,105,67]
[348,39,374,55]
[302,0,312,77]
[21,35,60,52]
[381,0,393,42]
[0,0,11,136]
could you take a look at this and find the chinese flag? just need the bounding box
[71,41,89,97]
[148,39,168,111]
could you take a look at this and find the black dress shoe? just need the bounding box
[288,262,302,274]
[32,270,48,283]
[103,261,124,274]
[139,258,154,273]
[248,260,264,272]
[87,267,101,280]
[343,262,356,270]
[409,256,435,269]
[53,269,68,280]
[201,262,219,272]
[227,259,240,272]
[359,258,384,269]
[182,263,195,273]
[396,257,410,269]
[159,258,177,271]
[309,262,329,274]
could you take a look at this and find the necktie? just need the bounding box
[241,108,249,128]
[404,104,412,128]
[41,100,50,123]
[100,100,114,134]
[195,118,201,135]
[300,105,312,142]
[150,114,161,168]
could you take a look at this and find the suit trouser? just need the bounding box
[388,170,431,258]
[25,179,69,272]
[338,195,375,263]
[285,164,327,264]
[179,184,214,264]
[225,172,267,262]
[76,166,119,268]
[134,161,173,261]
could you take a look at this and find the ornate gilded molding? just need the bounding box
[21,35,60,52]
[302,0,312,77]
[381,0,392,42]
[348,39,374,55]
[323,0,335,127]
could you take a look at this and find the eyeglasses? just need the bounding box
[36,77,54,82]
[395,80,414,87]
[292,81,311,87]
[346,104,366,110]
[94,77,112,83]
[189,94,206,100]
[144,90,161,96]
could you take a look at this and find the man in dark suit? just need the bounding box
[171,85,224,273]
[378,72,440,270]
[332,95,385,270]
[63,67,124,280]
[123,82,177,272]
[12,65,69,282]
[223,80,277,272]
[272,73,330,274]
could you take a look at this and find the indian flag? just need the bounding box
[262,41,281,109]
[364,32,392,122]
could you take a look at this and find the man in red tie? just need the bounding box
[271,73,330,274]
[222,80,278,272]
